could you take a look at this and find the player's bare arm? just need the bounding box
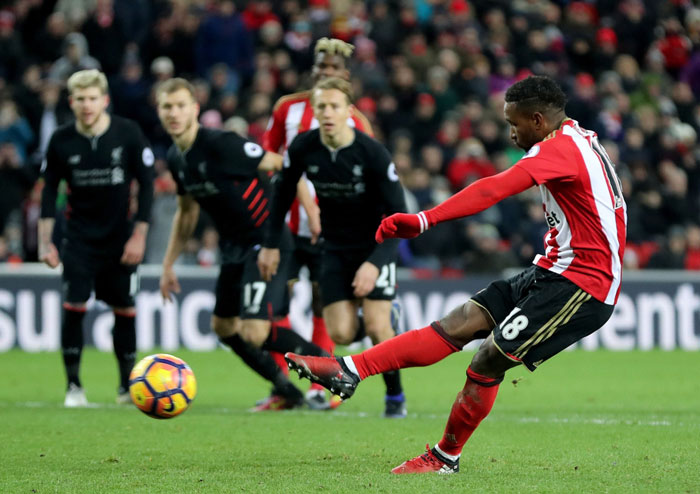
[296,179,321,244]
[256,151,283,172]
[352,261,380,298]
[160,194,200,302]
[38,217,60,268]
[121,221,149,265]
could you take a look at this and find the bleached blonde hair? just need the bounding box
[314,37,354,58]
[67,69,108,95]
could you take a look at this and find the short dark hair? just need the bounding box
[505,76,567,115]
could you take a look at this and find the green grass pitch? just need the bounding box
[1,348,698,493]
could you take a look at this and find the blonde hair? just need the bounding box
[314,37,354,58]
[67,69,108,95]
[311,77,354,105]
[156,77,196,100]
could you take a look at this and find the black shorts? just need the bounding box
[471,266,614,372]
[320,246,397,306]
[214,245,290,320]
[61,241,138,308]
[288,235,322,283]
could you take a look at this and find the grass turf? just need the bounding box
[0,348,698,493]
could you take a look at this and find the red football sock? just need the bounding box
[311,316,335,355]
[437,367,502,457]
[271,351,289,377]
[351,323,461,380]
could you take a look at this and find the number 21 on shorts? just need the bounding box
[501,307,529,341]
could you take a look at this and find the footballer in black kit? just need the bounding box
[260,77,409,417]
[157,78,328,410]
[38,70,154,407]
[164,127,293,320]
[267,128,405,304]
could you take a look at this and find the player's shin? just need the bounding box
[113,311,137,392]
[311,316,335,355]
[351,323,461,379]
[221,334,304,404]
[262,322,330,357]
[436,367,502,458]
[61,306,86,388]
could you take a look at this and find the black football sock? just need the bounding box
[382,369,403,397]
[220,334,304,403]
[61,307,86,389]
[113,312,137,392]
[262,325,330,357]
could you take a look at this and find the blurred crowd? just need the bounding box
[1,0,700,274]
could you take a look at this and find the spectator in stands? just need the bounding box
[195,0,254,84]
[0,100,34,165]
[49,32,101,82]
[647,225,687,269]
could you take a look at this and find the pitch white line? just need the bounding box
[1,401,695,428]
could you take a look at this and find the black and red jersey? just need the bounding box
[166,127,273,252]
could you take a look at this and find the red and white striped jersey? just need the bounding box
[514,119,627,305]
[262,91,373,237]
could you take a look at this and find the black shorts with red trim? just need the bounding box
[288,235,322,283]
[471,266,613,371]
[319,246,397,306]
[214,243,290,320]
[61,239,138,308]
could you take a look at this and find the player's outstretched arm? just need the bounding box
[160,194,199,302]
[376,165,535,243]
[38,218,60,268]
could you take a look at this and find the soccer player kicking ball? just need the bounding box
[258,77,409,418]
[39,69,155,407]
[285,75,626,473]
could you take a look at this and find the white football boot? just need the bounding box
[64,383,88,408]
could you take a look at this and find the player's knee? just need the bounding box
[363,317,393,342]
[439,301,493,346]
[240,320,271,348]
[211,316,237,338]
[326,323,354,345]
[470,338,515,378]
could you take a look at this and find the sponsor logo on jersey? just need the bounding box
[68,155,81,165]
[307,165,319,174]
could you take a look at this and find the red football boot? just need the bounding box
[284,353,359,399]
[391,444,459,474]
